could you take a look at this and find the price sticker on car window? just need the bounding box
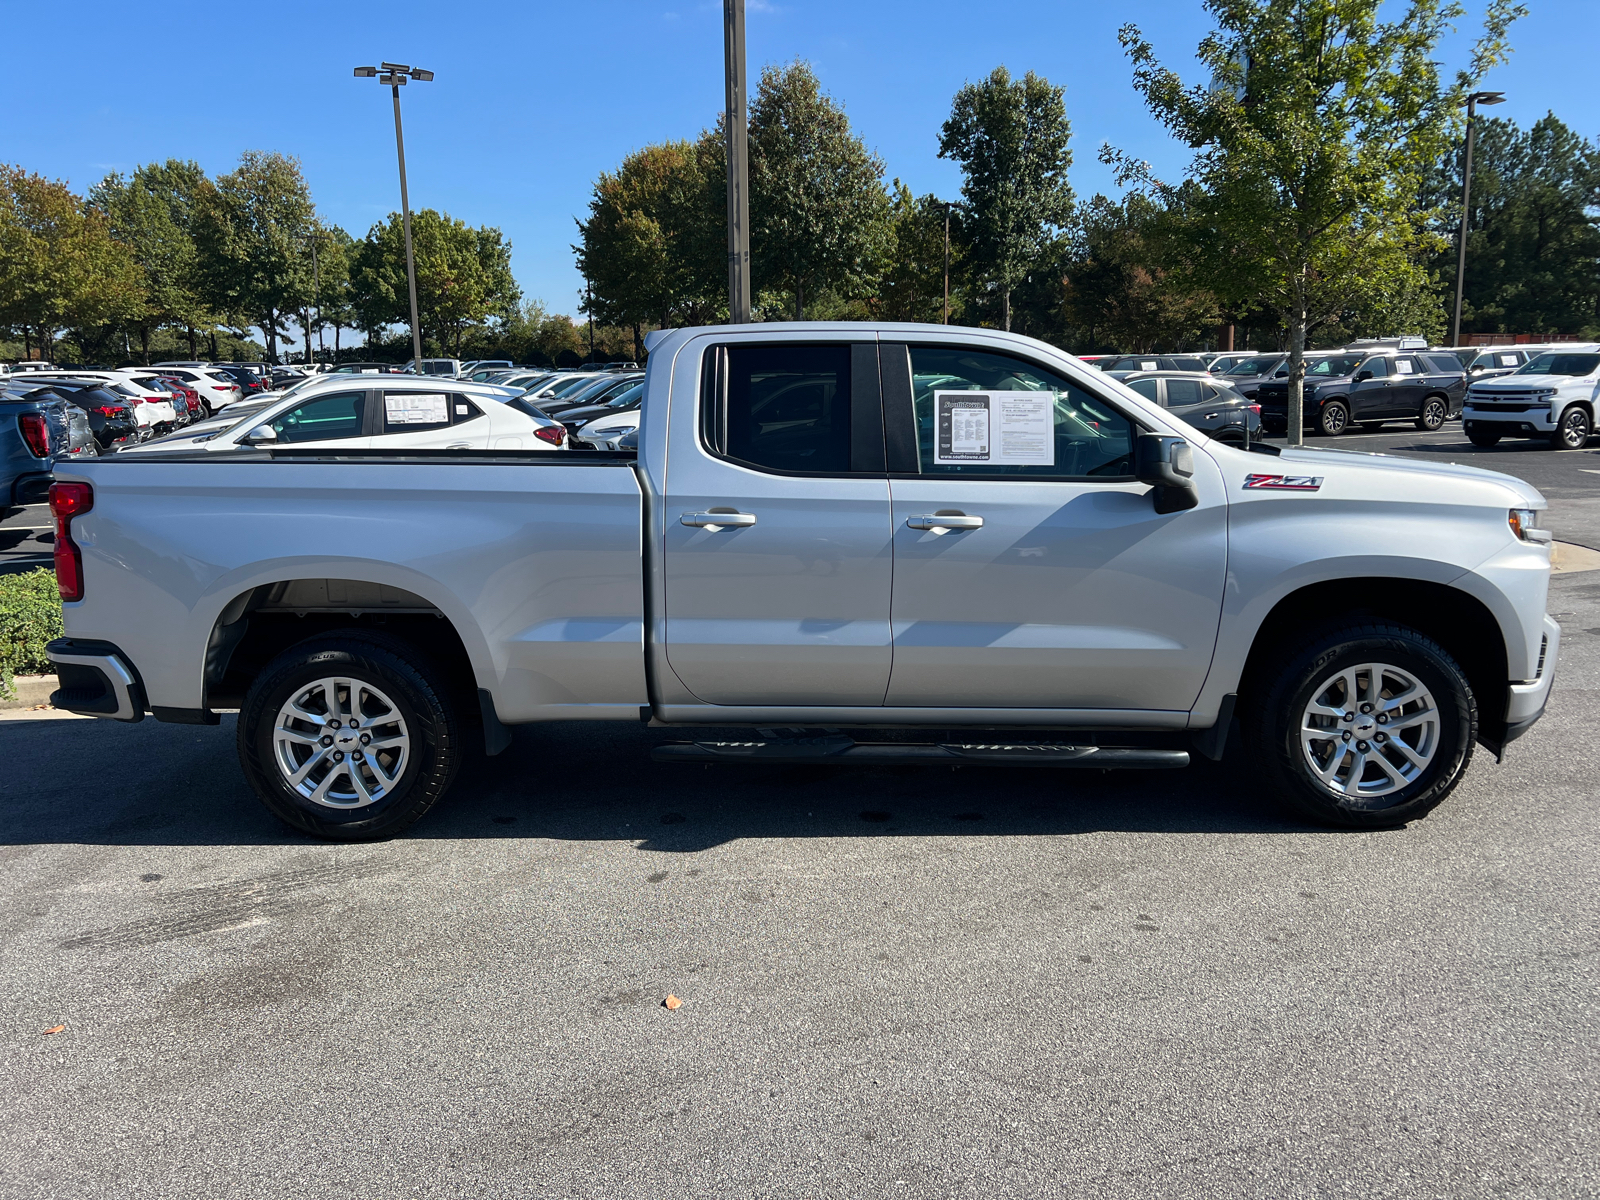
[934,391,1054,466]
[385,393,449,424]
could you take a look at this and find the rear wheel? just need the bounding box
[1316,400,1349,437]
[1415,396,1448,432]
[238,632,463,840]
[1466,427,1502,448]
[1550,405,1590,450]
[1244,622,1475,828]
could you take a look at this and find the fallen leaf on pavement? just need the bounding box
[41,1025,66,1035]
[663,995,682,1010]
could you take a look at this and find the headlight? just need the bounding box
[1509,509,1552,544]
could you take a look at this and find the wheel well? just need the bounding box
[1239,578,1509,744]
[204,579,479,713]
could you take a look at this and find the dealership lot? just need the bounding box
[1,425,1596,1198]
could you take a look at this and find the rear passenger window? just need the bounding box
[1393,357,1417,375]
[270,391,366,443]
[703,344,853,474]
[1164,378,1205,405]
[908,345,1134,479]
[382,391,451,433]
[1168,357,1209,373]
[1128,379,1160,402]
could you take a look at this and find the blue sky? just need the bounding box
[4,0,1596,330]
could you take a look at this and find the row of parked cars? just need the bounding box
[1082,339,1600,447]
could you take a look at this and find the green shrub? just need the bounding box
[0,569,62,700]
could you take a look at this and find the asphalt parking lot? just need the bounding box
[1,423,1596,1198]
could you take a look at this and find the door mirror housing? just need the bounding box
[1354,369,1374,382]
[1134,434,1199,514]
[242,424,278,445]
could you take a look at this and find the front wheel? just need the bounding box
[1315,400,1349,437]
[1243,622,1475,827]
[1550,405,1590,450]
[1415,397,1447,431]
[237,632,463,840]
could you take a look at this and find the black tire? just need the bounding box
[1466,427,1501,448]
[1415,396,1447,432]
[1243,622,1476,828]
[1315,400,1348,437]
[237,631,463,840]
[1550,405,1590,450]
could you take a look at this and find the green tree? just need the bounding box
[576,140,719,358]
[355,209,520,356]
[194,151,315,363]
[938,66,1075,332]
[876,183,961,324]
[1063,193,1219,352]
[312,225,357,360]
[746,61,891,320]
[0,166,143,359]
[1107,0,1521,443]
[1438,113,1600,338]
[90,159,213,363]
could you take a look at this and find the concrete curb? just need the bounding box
[1,673,55,710]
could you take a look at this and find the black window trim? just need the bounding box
[697,341,886,479]
[880,341,1147,483]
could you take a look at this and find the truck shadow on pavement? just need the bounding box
[0,716,1354,848]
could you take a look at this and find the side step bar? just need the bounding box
[652,737,1189,769]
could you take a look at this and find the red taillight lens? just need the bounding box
[1248,404,1262,415]
[96,405,121,417]
[18,412,50,457]
[533,425,565,446]
[49,481,93,602]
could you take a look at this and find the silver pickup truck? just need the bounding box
[43,323,1559,839]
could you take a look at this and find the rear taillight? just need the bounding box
[18,412,50,457]
[1248,404,1261,415]
[95,405,121,417]
[49,481,93,602]
[533,425,565,446]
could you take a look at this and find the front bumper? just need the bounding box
[1463,403,1556,433]
[1502,615,1560,747]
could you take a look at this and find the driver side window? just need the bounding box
[907,345,1134,479]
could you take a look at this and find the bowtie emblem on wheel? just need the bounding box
[1244,473,1324,491]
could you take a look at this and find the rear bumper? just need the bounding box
[45,638,146,722]
[1503,615,1560,747]
[7,469,54,506]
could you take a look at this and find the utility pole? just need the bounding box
[1452,90,1506,348]
[355,62,434,367]
[942,203,951,325]
[723,0,751,324]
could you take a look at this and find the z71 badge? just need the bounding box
[1243,473,1323,491]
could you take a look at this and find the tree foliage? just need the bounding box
[748,61,890,319]
[1107,0,1521,441]
[1441,113,1600,338]
[939,66,1075,332]
[0,167,143,358]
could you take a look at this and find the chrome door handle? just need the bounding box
[681,510,757,529]
[907,513,984,531]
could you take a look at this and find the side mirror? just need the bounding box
[242,424,278,445]
[1355,369,1374,382]
[1134,435,1199,514]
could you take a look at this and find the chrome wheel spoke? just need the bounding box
[367,754,400,792]
[1384,706,1435,732]
[1370,752,1408,787]
[288,747,329,787]
[309,761,348,806]
[347,764,377,806]
[276,728,320,746]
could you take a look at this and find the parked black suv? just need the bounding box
[1257,350,1466,436]
[1120,372,1260,446]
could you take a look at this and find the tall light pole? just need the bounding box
[1451,89,1506,349]
[723,0,751,324]
[355,62,433,367]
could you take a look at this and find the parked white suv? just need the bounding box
[1461,345,1600,449]
[148,364,246,412]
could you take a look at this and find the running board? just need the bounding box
[652,737,1189,769]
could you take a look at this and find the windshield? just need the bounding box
[1225,355,1283,376]
[1306,355,1363,377]
[606,382,645,407]
[1518,352,1600,377]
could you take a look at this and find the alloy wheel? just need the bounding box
[1299,662,1439,807]
[272,676,410,808]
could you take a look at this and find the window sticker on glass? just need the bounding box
[934,391,1054,466]
[386,393,449,424]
